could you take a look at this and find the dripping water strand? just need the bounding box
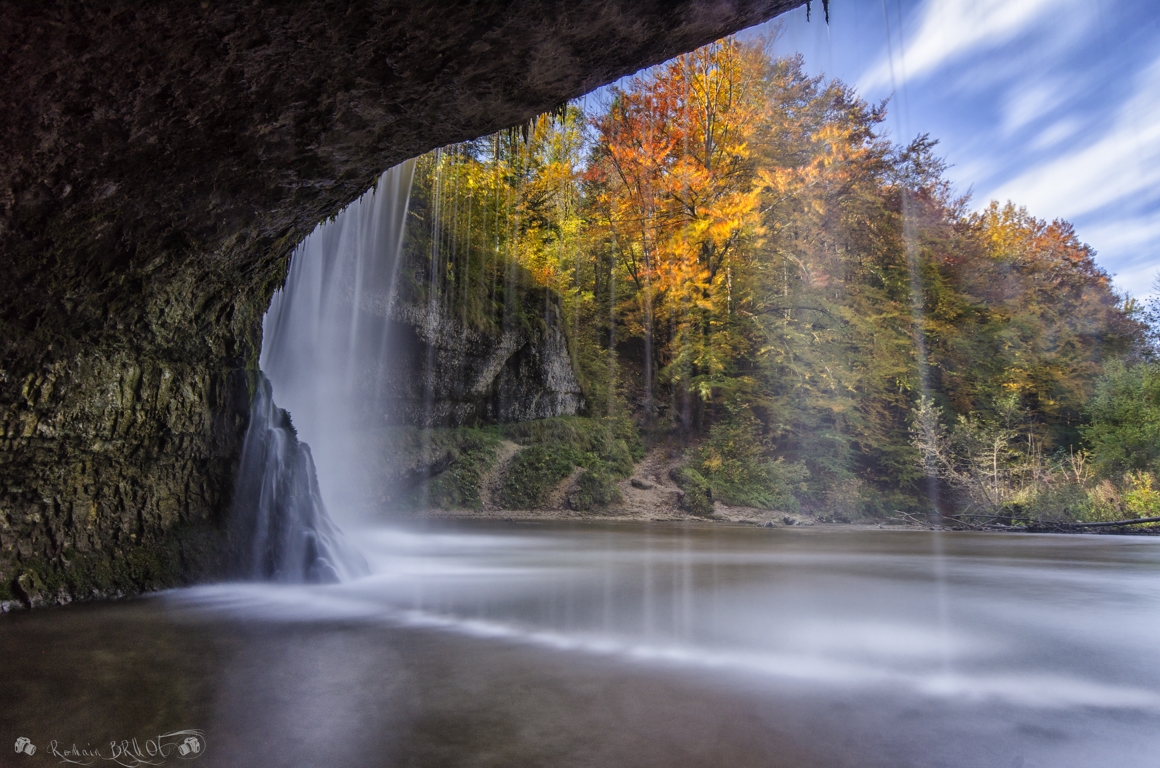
[878,2,955,681]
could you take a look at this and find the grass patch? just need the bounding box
[397,416,644,512]
[497,416,642,510]
[569,467,623,511]
[695,409,808,511]
[501,416,641,472]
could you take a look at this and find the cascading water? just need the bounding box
[230,375,366,582]
[232,160,417,581]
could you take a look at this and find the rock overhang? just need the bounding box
[0,0,805,365]
[0,0,809,604]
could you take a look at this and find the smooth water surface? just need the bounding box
[3,524,1158,767]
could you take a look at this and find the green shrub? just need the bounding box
[1084,361,1160,478]
[670,466,714,517]
[393,417,643,511]
[495,416,641,510]
[1123,471,1160,518]
[1024,477,1089,523]
[499,444,577,509]
[401,426,501,510]
[569,467,623,511]
[500,415,642,468]
[1043,471,1160,523]
[416,429,501,509]
[610,416,646,462]
[696,409,808,510]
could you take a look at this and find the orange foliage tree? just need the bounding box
[587,38,770,422]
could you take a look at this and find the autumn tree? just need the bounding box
[587,37,768,423]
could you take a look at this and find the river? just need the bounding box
[3,523,1158,767]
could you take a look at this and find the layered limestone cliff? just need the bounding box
[386,292,584,428]
[0,0,803,607]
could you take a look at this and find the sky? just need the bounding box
[744,0,1160,300]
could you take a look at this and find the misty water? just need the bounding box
[7,141,1146,767]
[3,523,1159,767]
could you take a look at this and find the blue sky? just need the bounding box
[743,0,1160,299]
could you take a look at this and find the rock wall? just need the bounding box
[386,293,584,428]
[0,353,252,609]
[0,262,269,608]
[0,0,804,606]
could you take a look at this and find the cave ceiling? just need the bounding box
[0,1,804,368]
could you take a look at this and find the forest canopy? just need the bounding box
[399,34,1152,521]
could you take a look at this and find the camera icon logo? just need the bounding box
[176,735,202,757]
[14,737,36,756]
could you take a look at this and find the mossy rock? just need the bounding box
[670,466,714,517]
[5,523,224,608]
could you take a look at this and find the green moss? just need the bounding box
[612,417,647,463]
[494,415,642,510]
[4,523,224,608]
[396,417,642,512]
[411,429,501,509]
[501,416,640,473]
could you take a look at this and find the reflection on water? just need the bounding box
[3,524,1160,767]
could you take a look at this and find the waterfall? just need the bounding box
[231,160,417,581]
[231,375,367,582]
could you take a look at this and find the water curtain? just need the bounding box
[232,160,417,582]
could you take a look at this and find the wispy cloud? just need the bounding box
[981,54,1160,296]
[858,0,1068,93]
[1115,264,1159,299]
[986,55,1160,220]
[1027,117,1081,152]
[1070,219,1160,297]
[1001,79,1068,135]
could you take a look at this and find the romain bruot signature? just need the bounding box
[13,731,206,767]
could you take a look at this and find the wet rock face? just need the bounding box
[0,0,803,604]
[0,353,249,609]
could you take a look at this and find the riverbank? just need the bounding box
[416,498,1160,535]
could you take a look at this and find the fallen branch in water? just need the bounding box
[885,511,1160,533]
[887,510,936,527]
[1064,515,1160,529]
